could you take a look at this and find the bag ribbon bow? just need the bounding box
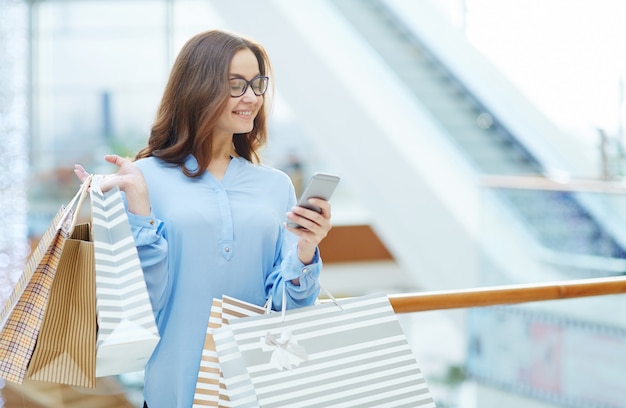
[261,329,308,371]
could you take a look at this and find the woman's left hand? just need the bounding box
[285,198,332,265]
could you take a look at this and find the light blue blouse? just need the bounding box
[128,155,322,408]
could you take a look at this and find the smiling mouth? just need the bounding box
[234,110,253,116]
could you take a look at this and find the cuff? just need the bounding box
[127,211,164,246]
[281,247,322,282]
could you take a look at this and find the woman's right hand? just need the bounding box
[74,154,151,216]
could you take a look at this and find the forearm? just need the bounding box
[297,241,317,266]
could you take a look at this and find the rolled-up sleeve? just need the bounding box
[281,247,322,287]
[266,244,322,311]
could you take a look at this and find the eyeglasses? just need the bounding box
[229,75,269,97]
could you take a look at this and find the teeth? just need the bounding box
[235,111,252,115]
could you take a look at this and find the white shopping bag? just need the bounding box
[213,293,436,408]
[90,181,160,377]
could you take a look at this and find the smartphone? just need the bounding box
[286,172,340,229]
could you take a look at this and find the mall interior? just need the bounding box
[2,0,626,407]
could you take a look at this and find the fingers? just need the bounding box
[73,164,90,182]
[96,175,116,193]
[74,155,130,190]
[308,198,331,217]
[104,154,130,167]
[286,198,332,241]
[289,199,331,224]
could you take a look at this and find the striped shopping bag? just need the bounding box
[194,298,226,407]
[194,296,266,407]
[90,183,160,377]
[213,293,436,408]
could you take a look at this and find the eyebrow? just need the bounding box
[229,73,261,79]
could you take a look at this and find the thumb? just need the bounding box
[104,154,128,168]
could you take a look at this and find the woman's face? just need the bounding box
[214,48,264,139]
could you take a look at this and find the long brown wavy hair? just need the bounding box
[135,30,273,177]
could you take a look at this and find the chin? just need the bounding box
[237,125,254,134]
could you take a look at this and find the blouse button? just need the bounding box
[149,220,155,226]
[302,267,308,274]
[225,247,230,253]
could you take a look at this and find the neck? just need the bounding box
[211,147,234,162]
[211,132,236,161]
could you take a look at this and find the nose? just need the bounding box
[241,85,259,102]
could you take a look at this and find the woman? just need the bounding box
[75,29,332,407]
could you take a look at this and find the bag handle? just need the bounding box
[90,174,105,196]
[57,174,93,232]
[265,282,343,322]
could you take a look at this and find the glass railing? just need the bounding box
[479,175,626,285]
[466,175,626,408]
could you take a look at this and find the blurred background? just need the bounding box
[2,0,626,407]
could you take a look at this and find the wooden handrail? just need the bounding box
[388,275,626,313]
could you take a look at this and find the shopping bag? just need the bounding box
[0,178,91,384]
[193,296,266,407]
[26,222,97,388]
[90,181,160,377]
[194,298,225,407]
[213,293,437,408]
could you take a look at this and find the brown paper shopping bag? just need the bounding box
[193,296,266,407]
[26,222,98,388]
[0,177,91,384]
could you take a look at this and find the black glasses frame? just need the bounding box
[230,75,269,98]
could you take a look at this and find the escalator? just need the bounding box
[330,0,541,176]
[329,0,626,265]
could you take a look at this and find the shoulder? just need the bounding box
[235,158,295,202]
[134,156,159,171]
[134,157,177,174]
[238,158,293,186]
[134,157,185,189]
[135,156,163,168]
